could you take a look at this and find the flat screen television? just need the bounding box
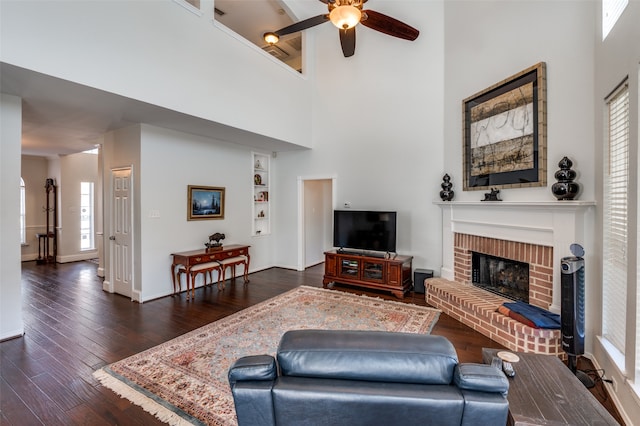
[333,210,397,254]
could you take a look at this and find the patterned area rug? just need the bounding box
[93,285,441,425]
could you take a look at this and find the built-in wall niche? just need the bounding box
[214,0,303,72]
[252,152,271,236]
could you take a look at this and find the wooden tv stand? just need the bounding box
[323,250,413,298]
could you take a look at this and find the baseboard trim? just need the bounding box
[0,328,25,342]
[57,252,98,263]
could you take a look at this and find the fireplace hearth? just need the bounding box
[472,252,529,302]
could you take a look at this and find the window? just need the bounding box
[80,182,94,250]
[602,79,629,359]
[602,0,628,40]
[20,178,26,244]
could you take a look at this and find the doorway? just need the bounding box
[297,177,335,271]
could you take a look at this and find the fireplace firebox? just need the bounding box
[472,252,529,302]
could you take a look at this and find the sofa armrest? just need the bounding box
[228,355,277,426]
[454,363,509,397]
[228,355,277,383]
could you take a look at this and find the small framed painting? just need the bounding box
[187,185,225,220]
[463,62,547,191]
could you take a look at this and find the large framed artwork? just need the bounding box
[187,185,225,220]
[463,62,547,191]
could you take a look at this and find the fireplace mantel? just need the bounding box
[436,200,595,312]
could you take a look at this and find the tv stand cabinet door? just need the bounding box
[325,254,337,277]
[387,258,412,287]
[362,259,386,283]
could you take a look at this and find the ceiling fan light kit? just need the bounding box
[329,5,362,29]
[263,32,279,45]
[265,0,419,58]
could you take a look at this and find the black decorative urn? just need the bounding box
[440,174,454,201]
[551,156,580,200]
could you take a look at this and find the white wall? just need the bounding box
[21,155,49,261]
[137,124,271,301]
[274,0,447,272]
[0,0,312,148]
[101,123,272,301]
[443,0,596,203]
[58,152,99,262]
[0,94,24,340]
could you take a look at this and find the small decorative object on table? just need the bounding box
[205,232,225,249]
[482,188,502,201]
[439,174,454,201]
[551,156,580,200]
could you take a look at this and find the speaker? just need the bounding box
[413,269,433,294]
[561,256,585,356]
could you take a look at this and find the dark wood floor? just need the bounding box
[1,261,623,425]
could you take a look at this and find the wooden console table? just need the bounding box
[323,250,413,298]
[171,244,250,296]
[482,348,618,425]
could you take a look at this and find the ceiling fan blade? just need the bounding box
[274,14,330,36]
[361,9,419,41]
[339,27,356,57]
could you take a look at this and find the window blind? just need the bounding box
[602,81,629,354]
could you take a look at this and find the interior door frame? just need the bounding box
[296,175,336,271]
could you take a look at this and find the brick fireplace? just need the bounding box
[428,201,595,355]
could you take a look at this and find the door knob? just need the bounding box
[109,236,116,241]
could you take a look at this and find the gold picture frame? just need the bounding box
[463,62,547,191]
[187,185,225,220]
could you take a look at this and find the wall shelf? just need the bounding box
[252,152,271,236]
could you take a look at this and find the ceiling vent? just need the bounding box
[262,44,290,59]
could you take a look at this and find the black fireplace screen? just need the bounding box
[471,252,529,302]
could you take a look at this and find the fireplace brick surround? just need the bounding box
[426,233,561,355]
[454,233,553,308]
[430,201,595,355]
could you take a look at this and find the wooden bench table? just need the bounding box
[482,348,619,425]
[171,245,250,298]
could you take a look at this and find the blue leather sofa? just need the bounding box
[228,330,509,426]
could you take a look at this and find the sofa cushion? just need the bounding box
[277,330,458,384]
[272,377,465,426]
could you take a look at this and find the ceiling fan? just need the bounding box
[263,0,419,58]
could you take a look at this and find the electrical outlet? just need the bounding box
[611,377,618,392]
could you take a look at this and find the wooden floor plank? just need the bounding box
[0,377,43,426]
[0,260,624,425]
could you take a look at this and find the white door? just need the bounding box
[110,168,133,298]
